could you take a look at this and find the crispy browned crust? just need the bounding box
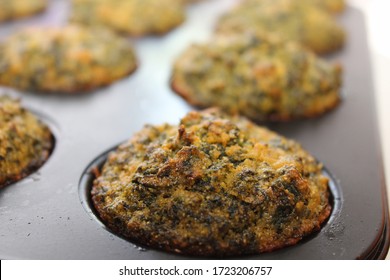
[266,94,341,122]
[93,197,332,256]
[171,75,205,107]
[310,40,345,56]
[171,77,341,123]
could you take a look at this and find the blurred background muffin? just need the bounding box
[0,25,137,93]
[216,0,345,54]
[0,0,47,22]
[70,0,186,36]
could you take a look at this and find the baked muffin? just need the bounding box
[92,109,331,256]
[0,0,47,22]
[171,32,342,122]
[216,0,345,54]
[71,0,185,36]
[0,25,137,93]
[0,96,53,188]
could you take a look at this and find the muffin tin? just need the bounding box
[0,0,389,259]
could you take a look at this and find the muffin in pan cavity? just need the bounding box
[171,32,342,122]
[0,0,47,22]
[0,95,54,189]
[0,25,137,94]
[92,109,331,257]
[216,0,345,55]
[70,0,186,36]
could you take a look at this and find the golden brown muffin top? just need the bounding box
[92,109,331,256]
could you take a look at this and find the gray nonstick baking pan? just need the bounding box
[0,0,389,259]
